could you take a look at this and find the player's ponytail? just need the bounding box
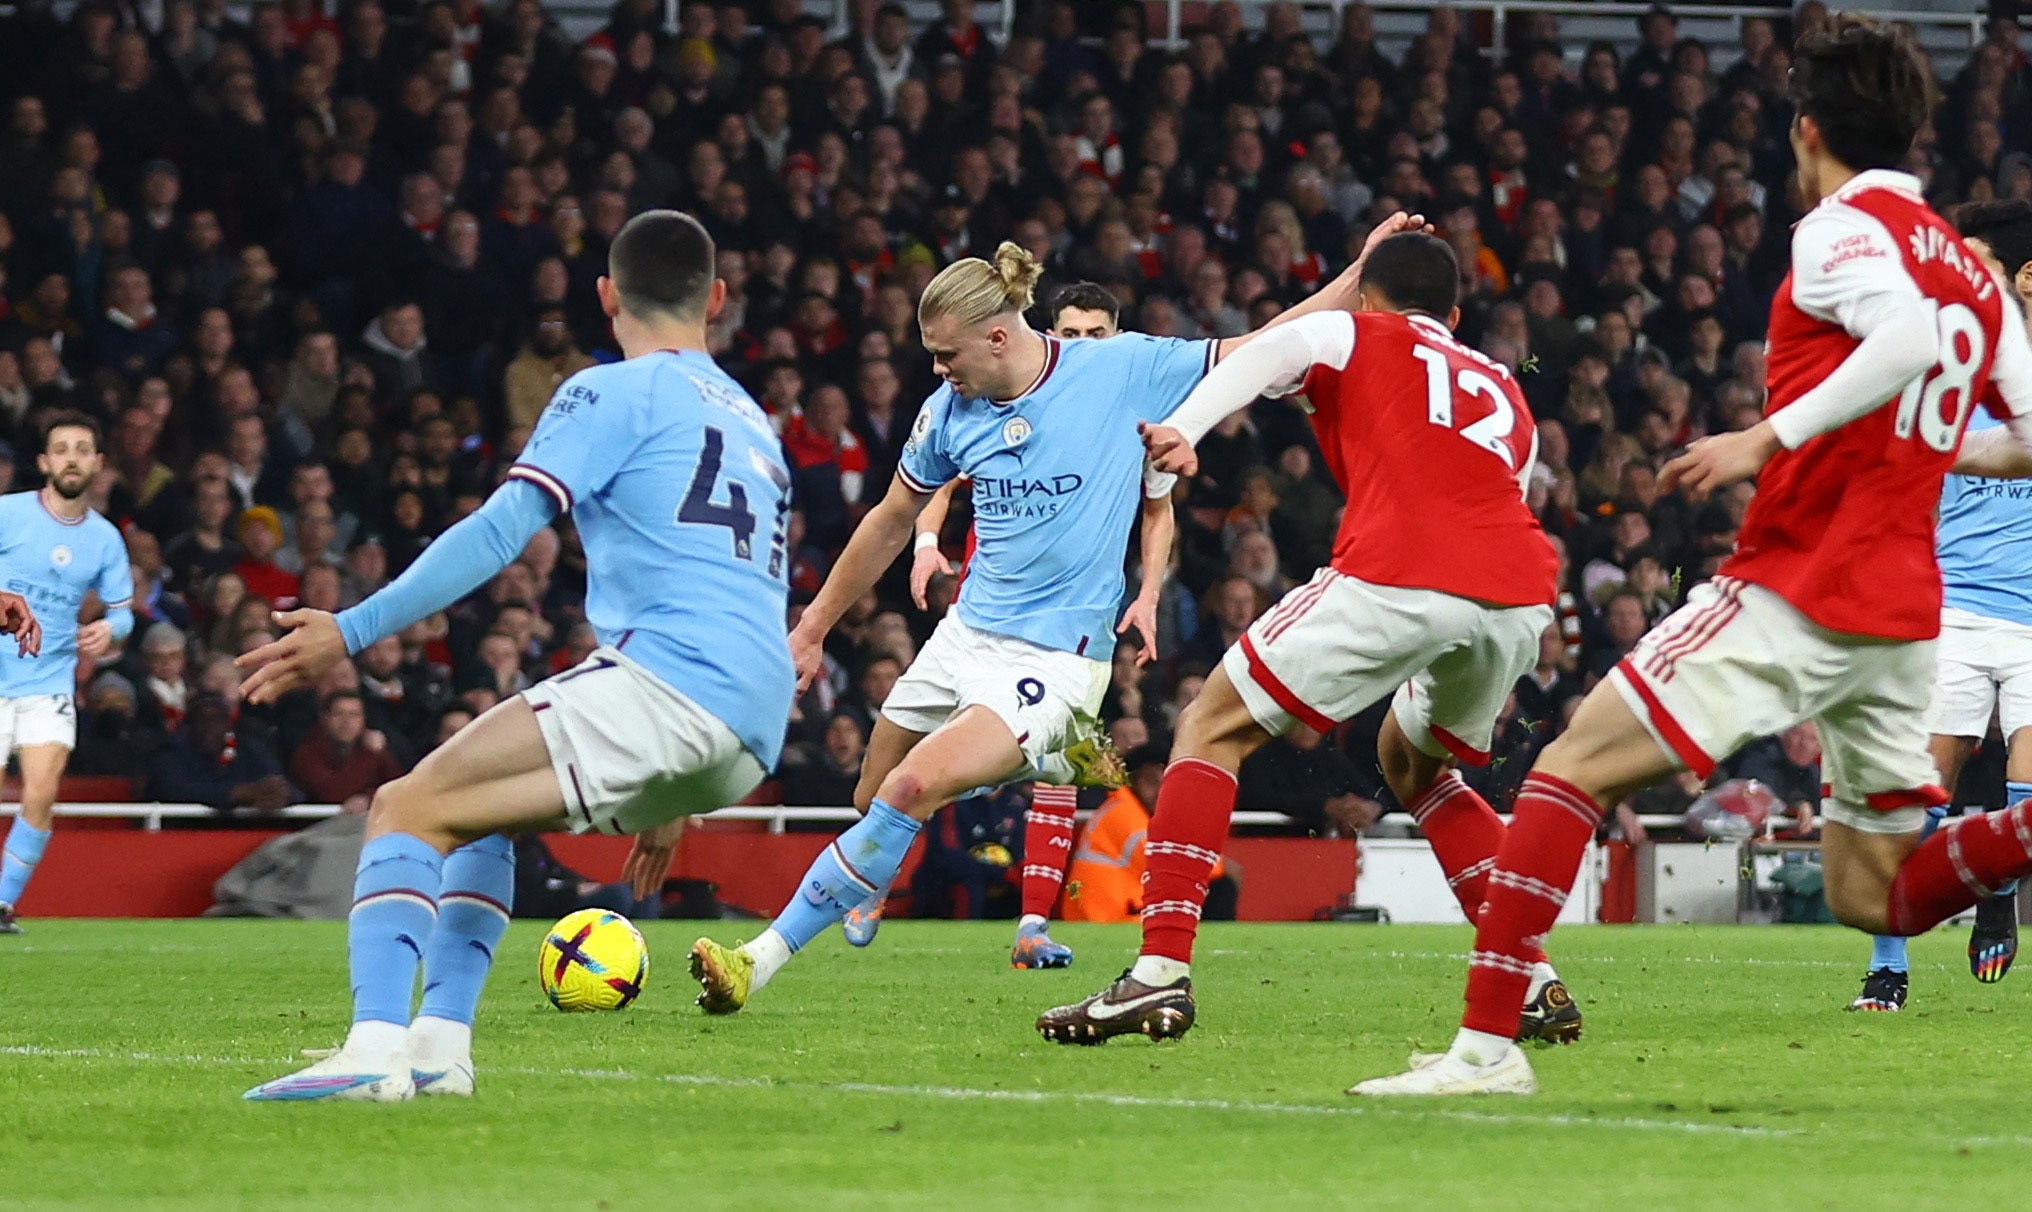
[918,241,1040,329]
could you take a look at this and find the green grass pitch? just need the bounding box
[2,919,2028,1210]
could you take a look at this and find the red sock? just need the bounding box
[1139,757,1237,963]
[1461,772,1600,1039]
[1886,803,2032,935]
[1020,784,1079,919]
[1407,772,1547,965]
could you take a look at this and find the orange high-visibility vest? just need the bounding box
[1059,787,1224,923]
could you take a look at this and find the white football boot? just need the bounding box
[405,1015,476,1097]
[244,1023,413,1102]
[1348,1043,1538,1096]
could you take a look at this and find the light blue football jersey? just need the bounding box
[1940,408,2032,628]
[898,332,1217,655]
[0,491,132,698]
[510,349,794,767]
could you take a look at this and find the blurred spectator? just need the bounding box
[147,692,294,813]
[131,621,192,736]
[234,505,298,603]
[503,306,593,431]
[289,688,405,811]
[1237,724,1381,838]
[782,711,865,806]
[0,0,1978,832]
[1062,744,1236,922]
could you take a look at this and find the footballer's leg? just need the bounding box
[1969,726,2032,983]
[1852,735,1963,1008]
[1808,650,2032,979]
[1379,720,1581,1045]
[1384,610,1581,1045]
[409,832,516,1095]
[1037,669,1270,1044]
[1010,780,1080,969]
[1354,683,1676,1096]
[246,697,567,1102]
[692,704,1028,1014]
[1859,638,1984,1005]
[836,716,927,948]
[1011,702,1122,970]
[0,742,66,934]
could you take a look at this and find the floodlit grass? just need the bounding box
[1,919,2025,1210]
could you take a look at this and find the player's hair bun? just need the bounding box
[990,242,1042,313]
[919,243,1041,327]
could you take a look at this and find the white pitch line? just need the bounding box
[1202,949,1869,972]
[10,1043,2031,1150]
[0,1042,1822,1142]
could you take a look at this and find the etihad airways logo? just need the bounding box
[972,472,1084,519]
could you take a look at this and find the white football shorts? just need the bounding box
[1610,577,1943,834]
[1225,567,1553,764]
[881,615,1110,769]
[1926,606,2032,740]
[0,694,76,754]
[524,647,764,836]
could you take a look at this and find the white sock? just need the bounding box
[742,929,793,993]
[340,1019,409,1067]
[407,1015,472,1066]
[1525,961,1558,1000]
[1018,913,1048,932]
[1449,1027,1514,1067]
[1129,955,1191,986]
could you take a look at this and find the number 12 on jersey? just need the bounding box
[1410,343,1530,470]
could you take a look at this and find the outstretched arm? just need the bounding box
[1663,209,1948,497]
[1145,312,1351,476]
[1954,425,2032,477]
[791,471,934,690]
[1661,312,1939,496]
[237,478,558,703]
[1117,473,1176,666]
[1209,210,1428,364]
[909,479,962,609]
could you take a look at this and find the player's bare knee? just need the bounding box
[875,766,932,816]
[365,777,425,837]
[1375,720,1439,803]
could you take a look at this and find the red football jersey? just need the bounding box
[1723,171,2013,641]
[1285,310,1557,608]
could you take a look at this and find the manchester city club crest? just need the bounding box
[1002,416,1033,447]
[50,545,72,569]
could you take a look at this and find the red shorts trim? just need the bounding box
[1865,786,1951,812]
[1616,662,1717,779]
[1239,633,1336,733]
[1429,722,1492,767]
[1819,783,1948,811]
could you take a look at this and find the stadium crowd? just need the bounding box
[0,0,2018,844]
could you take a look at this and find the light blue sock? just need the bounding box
[1871,933,1909,973]
[349,833,444,1026]
[0,818,50,906]
[1994,784,2032,896]
[418,833,514,1026]
[1868,805,1948,964]
[767,800,922,953]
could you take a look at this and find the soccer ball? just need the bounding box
[538,909,649,1011]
